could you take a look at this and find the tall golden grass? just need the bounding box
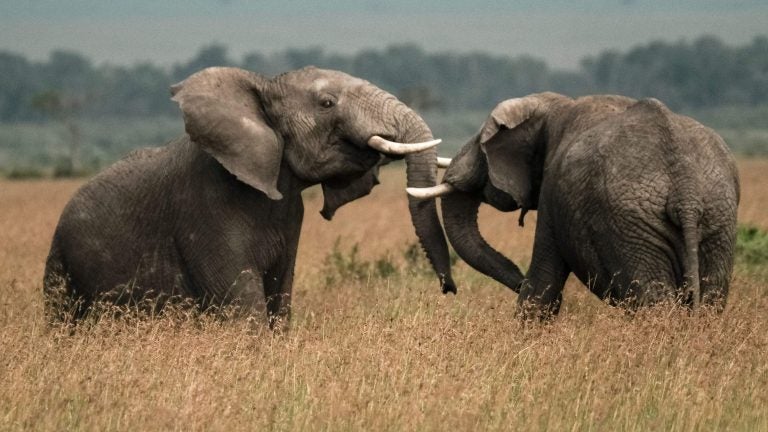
[1,161,766,431]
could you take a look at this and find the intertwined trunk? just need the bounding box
[396,108,457,293]
[441,190,524,292]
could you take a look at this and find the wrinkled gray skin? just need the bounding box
[44,66,455,327]
[439,92,740,319]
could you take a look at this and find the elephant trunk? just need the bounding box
[441,190,524,292]
[396,107,457,294]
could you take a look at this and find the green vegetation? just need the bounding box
[322,239,379,287]
[736,225,768,266]
[735,224,768,279]
[321,239,442,288]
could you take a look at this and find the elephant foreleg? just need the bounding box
[264,257,295,331]
[227,269,268,324]
[264,225,300,330]
[517,217,570,320]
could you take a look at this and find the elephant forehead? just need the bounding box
[285,67,354,83]
[311,78,330,92]
[312,67,356,80]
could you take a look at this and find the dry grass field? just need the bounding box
[1,160,767,431]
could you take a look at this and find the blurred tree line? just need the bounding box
[1,34,766,122]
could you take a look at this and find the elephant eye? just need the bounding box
[320,99,335,109]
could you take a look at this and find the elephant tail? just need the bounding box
[675,208,702,308]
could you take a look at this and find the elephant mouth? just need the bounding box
[364,134,404,160]
[335,132,441,157]
[320,138,381,180]
[340,137,381,160]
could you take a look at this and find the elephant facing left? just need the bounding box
[43,66,456,327]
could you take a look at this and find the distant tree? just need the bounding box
[577,35,768,109]
[0,52,37,120]
[548,69,595,97]
[741,36,768,104]
[351,49,388,88]
[283,47,328,69]
[2,35,768,122]
[96,63,174,117]
[27,50,102,175]
[30,89,86,176]
[172,44,232,81]
[42,50,95,93]
[241,52,277,75]
[398,86,443,112]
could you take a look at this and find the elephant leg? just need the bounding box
[588,212,679,308]
[518,217,570,320]
[43,237,89,324]
[263,224,301,330]
[226,269,268,324]
[264,257,296,331]
[698,231,735,312]
[602,249,679,309]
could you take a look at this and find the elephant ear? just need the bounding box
[319,157,391,220]
[478,92,562,210]
[171,67,284,200]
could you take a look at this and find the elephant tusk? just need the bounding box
[406,183,456,199]
[368,136,441,155]
[437,157,452,168]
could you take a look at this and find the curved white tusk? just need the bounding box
[406,183,456,199]
[437,157,452,168]
[368,136,441,155]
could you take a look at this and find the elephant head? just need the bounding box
[171,66,456,293]
[407,92,570,292]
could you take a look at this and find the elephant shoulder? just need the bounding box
[621,98,671,124]
[120,146,167,164]
[630,97,669,111]
[570,94,636,119]
[560,95,637,141]
[573,94,636,111]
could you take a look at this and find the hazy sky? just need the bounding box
[2,1,767,69]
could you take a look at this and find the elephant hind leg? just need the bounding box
[698,230,736,312]
[614,250,683,308]
[43,237,90,324]
[595,240,680,309]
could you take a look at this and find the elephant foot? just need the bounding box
[516,288,563,322]
[441,276,458,295]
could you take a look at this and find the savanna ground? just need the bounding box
[1,160,767,431]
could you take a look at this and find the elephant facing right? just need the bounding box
[410,92,740,319]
